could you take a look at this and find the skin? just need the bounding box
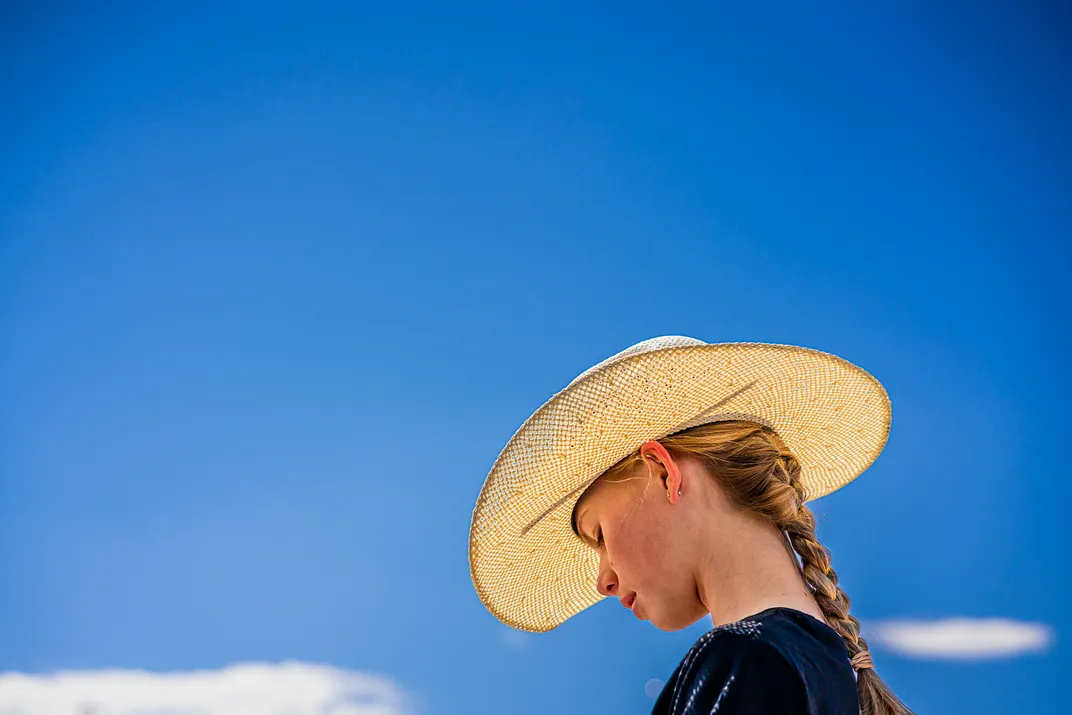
[572,440,828,631]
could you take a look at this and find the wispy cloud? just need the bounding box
[868,617,1055,659]
[499,626,533,650]
[0,661,412,715]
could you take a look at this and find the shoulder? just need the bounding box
[652,625,807,715]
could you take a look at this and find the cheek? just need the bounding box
[611,511,675,582]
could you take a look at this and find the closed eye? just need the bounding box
[595,528,604,548]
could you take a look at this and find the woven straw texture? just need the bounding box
[468,338,891,632]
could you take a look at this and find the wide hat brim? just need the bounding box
[468,338,891,632]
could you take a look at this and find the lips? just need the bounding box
[621,592,636,610]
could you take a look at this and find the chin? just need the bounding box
[650,607,709,633]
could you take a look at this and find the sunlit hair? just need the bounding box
[598,420,913,715]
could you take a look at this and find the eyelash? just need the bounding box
[595,528,604,548]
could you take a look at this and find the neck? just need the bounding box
[695,516,825,627]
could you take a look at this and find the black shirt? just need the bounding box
[651,607,859,715]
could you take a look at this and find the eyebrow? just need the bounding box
[573,507,598,549]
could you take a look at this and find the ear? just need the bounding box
[639,440,683,504]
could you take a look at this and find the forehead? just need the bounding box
[574,473,612,512]
[571,471,630,531]
[570,478,605,535]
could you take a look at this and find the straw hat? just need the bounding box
[468,336,891,632]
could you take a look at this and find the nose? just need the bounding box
[596,556,618,597]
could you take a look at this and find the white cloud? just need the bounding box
[868,617,1055,659]
[0,661,412,715]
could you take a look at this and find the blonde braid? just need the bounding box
[760,451,914,715]
[768,453,868,657]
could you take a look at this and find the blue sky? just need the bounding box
[1,1,1068,713]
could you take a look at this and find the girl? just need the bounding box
[469,336,913,714]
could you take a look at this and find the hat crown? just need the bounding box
[567,335,707,388]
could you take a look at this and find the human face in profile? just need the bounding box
[571,441,712,631]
